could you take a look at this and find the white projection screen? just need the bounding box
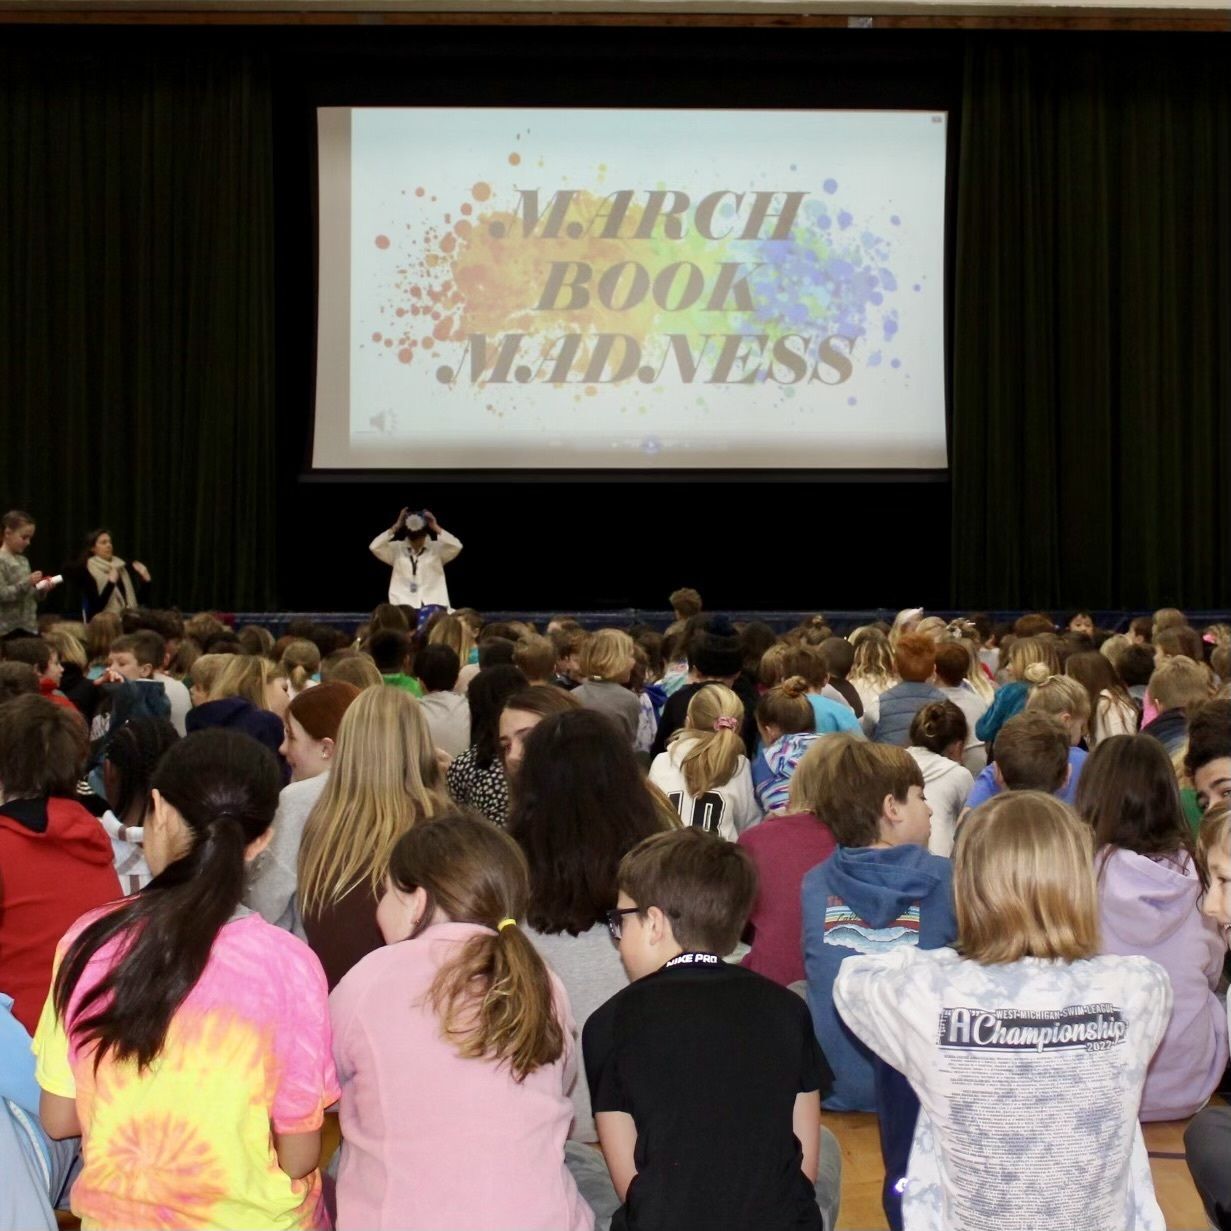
[314,107,948,471]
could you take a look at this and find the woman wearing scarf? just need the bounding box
[79,528,150,618]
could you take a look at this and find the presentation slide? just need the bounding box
[314,107,948,470]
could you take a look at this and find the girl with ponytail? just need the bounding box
[330,810,592,1231]
[33,730,339,1231]
[648,684,760,839]
[752,676,819,815]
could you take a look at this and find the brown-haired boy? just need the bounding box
[961,710,1080,812]
[581,829,839,1231]
[799,736,954,1230]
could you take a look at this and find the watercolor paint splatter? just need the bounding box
[365,148,910,412]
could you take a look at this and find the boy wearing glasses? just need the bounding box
[582,830,840,1231]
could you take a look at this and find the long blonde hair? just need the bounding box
[297,687,446,916]
[392,812,564,1082]
[849,628,897,694]
[668,684,745,796]
[429,614,476,666]
[954,792,1099,963]
[208,654,279,708]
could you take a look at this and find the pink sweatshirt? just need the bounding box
[329,921,593,1231]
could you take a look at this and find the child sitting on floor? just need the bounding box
[584,828,840,1231]
[330,811,591,1231]
[835,791,1172,1231]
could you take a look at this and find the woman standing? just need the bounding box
[79,529,149,619]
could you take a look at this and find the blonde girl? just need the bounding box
[975,636,1061,749]
[429,614,478,690]
[280,638,322,697]
[209,653,290,721]
[835,792,1172,1231]
[330,812,591,1231]
[1025,673,1092,748]
[648,684,760,840]
[85,611,123,678]
[573,628,641,747]
[849,627,898,716]
[297,686,445,988]
[184,654,286,767]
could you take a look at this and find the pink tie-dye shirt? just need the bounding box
[34,909,340,1231]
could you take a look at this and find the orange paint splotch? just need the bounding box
[454,220,472,240]
[384,338,394,348]
[375,235,391,249]
[415,187,425,197]
[395,307,405,317]
[440,234,456,254]
[508,152,521,166]
[433,319,452,341]
[472,182,492,202]
[460,203,473,216]
[410,286,422,298]
[371,332,383,343]
[422,336,435,349]
[398,348,413,364]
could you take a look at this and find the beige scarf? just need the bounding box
[87,553,138,612]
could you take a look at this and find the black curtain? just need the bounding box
[0,43,276,611]
[951,36,1231,610]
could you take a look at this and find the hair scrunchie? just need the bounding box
[713,716,739,733]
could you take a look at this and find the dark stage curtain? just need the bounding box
[0,47,276,611]
[951,37,1231,610]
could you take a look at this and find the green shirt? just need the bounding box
[381,672,424,698]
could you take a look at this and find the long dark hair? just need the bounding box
[104,717,180,821]
[54,730,281,1071]
[467,664,527,768]
[507,709,667,935]
[1074,734,1203,886]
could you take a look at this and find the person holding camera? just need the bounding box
[369,508,462,610]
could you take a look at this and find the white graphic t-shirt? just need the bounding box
[648,739,762,841]
[834,946,1172,1231]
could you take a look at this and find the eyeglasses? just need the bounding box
[605,906,640,941]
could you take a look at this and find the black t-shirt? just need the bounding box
[583,957,832,1231]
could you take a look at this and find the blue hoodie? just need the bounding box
[802,844,956,1111]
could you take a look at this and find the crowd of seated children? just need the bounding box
[3,598,1231,1231]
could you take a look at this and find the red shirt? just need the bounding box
[738,811,836,987]
[0,796,121,1032]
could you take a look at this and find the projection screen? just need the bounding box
[314,107,948,471]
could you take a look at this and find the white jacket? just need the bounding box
[907,746,973,858]
[369,527,461,609]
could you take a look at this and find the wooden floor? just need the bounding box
[56,1107,1213,1231]
[825,1109,1213,1230]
